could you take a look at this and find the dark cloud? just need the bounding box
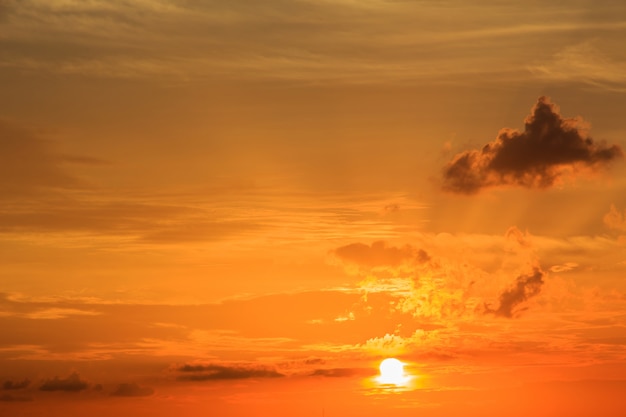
[309,368,369,378]
[442,96,623,194]
[111,383,154,397]
[0,393,32,402]
[60,155,110,165]
[39,372,88,392]
[332,241,429,269]
[486,267,545,318]
[3,379,30,390]
[177,363,284,381]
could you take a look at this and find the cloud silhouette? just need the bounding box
[309,368,370,378]
[39,372,88,392]
[111,383,154,397]
[177,363,284,381]
[485,267,545,318]
[3,379,30,390]
[332,241,429,269]
[442,96,623,194]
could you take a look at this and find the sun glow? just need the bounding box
[377,358,409,385]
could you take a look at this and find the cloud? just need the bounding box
[485,267,545,318]
[111,383,154,397]
[3,379,30,390]
[332,241,429,269]
[0,393,32,402]
[24,308,101,320]
[549,262,578,273]
[309,368,370,378]
[530,41,626,92]
[442,96,623,194]
[363,333,409,356]
[504,226,532,250]
[39,372,88,392]
[0,120,80,195]
[176,363,284,381]
[4,0,625,85]
[604,204,626,232]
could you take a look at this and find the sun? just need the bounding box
[378,358,408,385]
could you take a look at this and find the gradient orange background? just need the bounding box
[2,1,626,416]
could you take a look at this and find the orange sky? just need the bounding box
[2,1,626,416]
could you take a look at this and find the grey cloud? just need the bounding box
[3,379,30,390]
[333,241,429,269]
[309,368,369,378]
[177,363,284,381]
[442,97,623,194]
[486,267,545,318]
[111,383,154,397]
[39,372,88,392]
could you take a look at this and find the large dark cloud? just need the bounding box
[332,241,429,269]
[3,379,30,390]
[177,363,284,381]
[39,372,88,392]
[111,383,154,397]
[442,96,623,194]
[485,267,545,318]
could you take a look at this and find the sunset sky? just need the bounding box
[2,1,626,416]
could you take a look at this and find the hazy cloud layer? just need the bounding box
[486,267,545,318]
[39,372,88,392]
[3,1,625,84]
[442,97,623,194]
[0,120,80,195]
[111,383,154,397]
[177,363,284,381]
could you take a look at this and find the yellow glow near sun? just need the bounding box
[378,358,408,385]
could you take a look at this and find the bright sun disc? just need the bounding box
[378,358,406,385]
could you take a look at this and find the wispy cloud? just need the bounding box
[3,1,625,84]
[176,363,284,381]
[39,372,88,392]
[530,41,626,92]
[604,204,626,232]
[111,383,154,397]
[484,267,545,318]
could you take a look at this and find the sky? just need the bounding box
[1,0,626,416]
